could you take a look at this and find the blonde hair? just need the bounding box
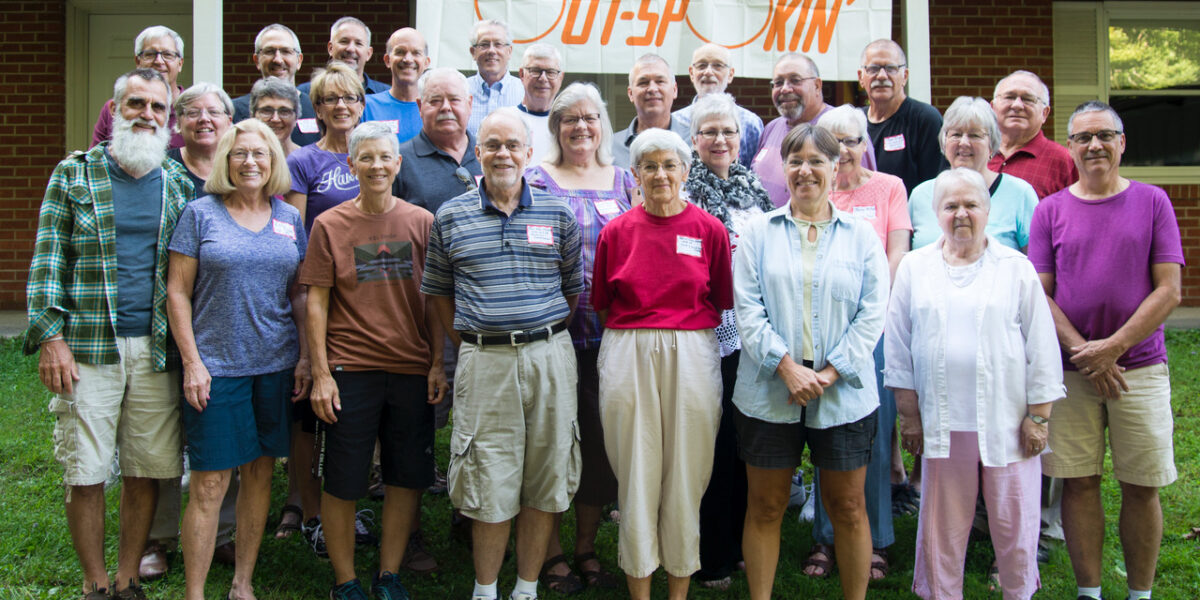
[206,120,291,197]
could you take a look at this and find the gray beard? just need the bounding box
[109,112,170,175]
[777,99,805,122]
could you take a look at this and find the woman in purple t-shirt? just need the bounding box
[285,62,364,232]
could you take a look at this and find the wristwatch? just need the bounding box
[1027,414,1049,425]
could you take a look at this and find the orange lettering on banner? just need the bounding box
[803,0,849,52]
[655,0,688,46]
[626,0,658,45]
[600,0,622,45]
[764,0,850,52]
[563,0,603,44]
[764,0,806,51]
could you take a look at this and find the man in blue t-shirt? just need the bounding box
[363,27,430,146]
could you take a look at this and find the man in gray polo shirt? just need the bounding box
[422,108,583,600]
[393,67,482,216]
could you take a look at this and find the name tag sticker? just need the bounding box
[526,224,555,245]
[382,119,400,133]
[594,199,620,216]
[852,205,877,220]
[272,219,296,240]
[676,235,702,257]
[297,118,320,134]
[883,134,906,151]
[752,146,771,166]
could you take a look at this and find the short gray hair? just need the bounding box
[249,77,301,114]
[815,104,867,140]
[136,25,184,60]
[994,70,1050,106]
[113,68,172,107]
[630,128,691,170]
[480,106,532,145]
[546,82,613,166]
[932,167,991,213]
[774,52,819,78]
[349,121,400,157]
[629,54,672,86]
[173,82,233,125]
[254,24,301,54]
[688,93,741,138]
[522,43,563,69]
[470,19,511,45]
[331,16,371,45]
[417,67,469,100]
[940,96,1001,156]
[859,39,906,66]
[1068,100,1124,135]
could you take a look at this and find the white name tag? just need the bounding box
[883,134,906,151]
[297,118,320,134]
[852,205,877,220]
[272,219,296,240]
[594,199,620,216]
[526,224,554,245]
[676,235,702,257]
[752,146,771,167]
[381,119,400,133]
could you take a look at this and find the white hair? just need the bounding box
[630,128,691,169]
[254,24,301,54]
[135,25,184,60]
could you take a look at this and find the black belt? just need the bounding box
[459,321,567,346]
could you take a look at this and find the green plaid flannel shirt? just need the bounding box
[24,143,193,370]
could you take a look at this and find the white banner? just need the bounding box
[417,0,893,80]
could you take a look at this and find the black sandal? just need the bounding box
[274,504,303,539]
[574,551,620,589]
[540,554,584,595]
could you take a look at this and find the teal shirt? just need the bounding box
[909,172,1038,251]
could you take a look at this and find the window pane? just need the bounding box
[1108,95,1200,166]
[1109,23,1200,90]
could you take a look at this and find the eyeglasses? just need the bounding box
[481,141,526,153]
[836,136,864,147]
[771,76,816,89]
[182,108,228,120]
[230,149,270,162]
[994,93,1044,106]
[523,67,562,79]
[692,61,729,72]
[472,41,510,51]
[1068,129,1122,144]
[455,166,478,190]
[254,107,296,119]
[862,64,905,75]
[638,161,682,174]
[561,114,600,127]
[257,46,298,58]
[698,129,739,141]
[318,94,362,106]
[137,50,180,62]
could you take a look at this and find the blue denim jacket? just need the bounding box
[732,202,888,428]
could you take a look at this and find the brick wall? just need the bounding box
[0,1,65,310]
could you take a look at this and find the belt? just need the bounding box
[459,321,567,347]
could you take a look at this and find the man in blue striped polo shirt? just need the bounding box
[421,107,584,600]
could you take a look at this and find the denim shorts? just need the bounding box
[184,369,293,471]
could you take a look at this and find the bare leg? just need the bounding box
[472,519,513,586]
[542,511,568,575]
[293,430,321,521]
[574,503,604,564]
[515,507,555,582]
[742,465,792,600]
[1062,475,1104,588]
[182,470,232,600]
[1119,482,1162,591]
[626,574,652,600]
[667,574,690,600]
[66,483,110,594]
[820,466,870,600]
[229,457,275,599]
[322,492,358,585]
[114,476,158,591]
[379,486,422,575]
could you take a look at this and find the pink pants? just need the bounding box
[913,431,1042,600]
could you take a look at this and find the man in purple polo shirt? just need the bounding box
[989,70,1077,199]
[752,53,875,206]
[1028,101,1183,600]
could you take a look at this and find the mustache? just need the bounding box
[871,80,893,89]
[436,113,458,122]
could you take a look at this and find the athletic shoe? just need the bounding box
[304,517,328,558]
[371,571,411,600]
[330,579,369,600]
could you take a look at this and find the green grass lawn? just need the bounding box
[1,331,1198,599]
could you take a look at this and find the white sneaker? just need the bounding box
[509,592,537,600]
[798,483,816,522]
[788,471,807,508]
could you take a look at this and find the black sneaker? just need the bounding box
[371,571,411,600]
[355,509,379,546]
[303,516,328,558]
[330,579,370,600]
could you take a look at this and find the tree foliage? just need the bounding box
[1110,24,1200,90]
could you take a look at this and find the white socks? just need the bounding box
[473,580,498,599]
[1078,586,1102,599]
[511,576,538,599]
[1128,589,1151,600]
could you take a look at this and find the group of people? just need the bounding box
[25,15,1182,600]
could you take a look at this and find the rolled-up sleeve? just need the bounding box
[733,217,789,381]
[824,227,888,389]
[24,167,73,354]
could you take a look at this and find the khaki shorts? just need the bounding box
[48,336,183,486]
[448,329,580,523]
[1042,363,1176,487]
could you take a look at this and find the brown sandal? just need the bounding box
[574,551,620,589]
[802,543,834,578]
[540,554,584,595]
[870,547,889,580]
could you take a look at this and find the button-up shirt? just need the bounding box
[25,143,193,370]
[466,72,524,138]
[732,203,888,428]
[987,130,1078,199]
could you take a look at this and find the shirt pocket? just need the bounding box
[68,186,99,237]
[827,260,864,305]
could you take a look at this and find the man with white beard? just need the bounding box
[25,68,193,600]
[672,43,764,167]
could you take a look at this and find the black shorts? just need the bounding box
[322,371,435,500]
[735,405,876,472]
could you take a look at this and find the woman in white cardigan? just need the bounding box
[884,168,1064,600]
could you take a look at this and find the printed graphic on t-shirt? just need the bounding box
[354,240,413,283]
[316,166,357,194]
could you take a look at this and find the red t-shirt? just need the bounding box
[592,203,733,330]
